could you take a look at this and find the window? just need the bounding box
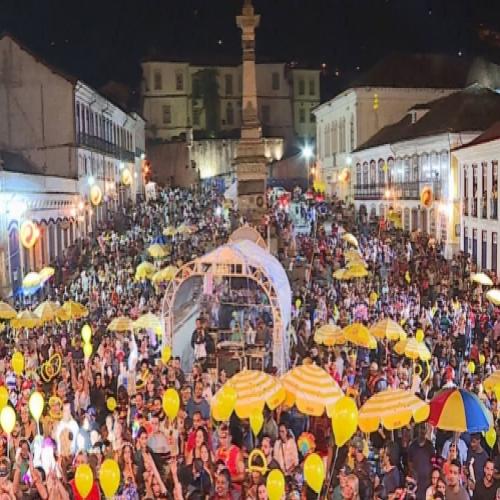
[324,124,330,157]
[193,109,201,126]
[226,103,234,125]
[298,79,305,96]
[154,70,162,90]
[339,118,346,152]
[225,74,233,95]
[309,78,315,95]
[349,115,355,151]
[192,79,201,99]
[369,160,376,184]
[378,159,386,184]
[175,71,184,91]
[76,103,80,134]
[493,232,498,272]
[272,72,280,90]
[356,163,361,186]
[332,122,338,154]
[261,105,270,124]
[421,153,430,181]
[412,154,419,181]
[162,104,172,124]
[299,108,306,123]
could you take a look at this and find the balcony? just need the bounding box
[354,180,442,201]
[77,133,135,162]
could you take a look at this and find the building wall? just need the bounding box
[291,69,320,142]
[314,87,457,199]
[0,36,76,177]
[352,132,478,258]
[456,139,500,274]
[141,61,320,151]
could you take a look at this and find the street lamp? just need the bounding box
[301,145,313,160]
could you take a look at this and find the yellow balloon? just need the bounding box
[81,324,92,344]
[304,452,325,493]
[162,388,180,419]
[219,386,237,418]
[495,386,500,402]
[485,427,497,449]
[399,331,407,342]
[0,406,16,434]
[12,352,24,376]
[468,361,476,374]
[107,397,117,412]
[331,396,358,447]
[247,449,268,474]
[266,468,285,500]
[416,329,424,343]
[99,458,121,498]
[28,391,44,422]
[161,346,172,364]
[83,342,93,359]
[479,354,486,366]
[0,387,8,410]
[75,463,94,499]
[249,411,264,436]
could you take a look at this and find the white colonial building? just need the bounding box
[0,34,145,222]
[454,123,500,273]
[313,54,500,199]
[352,86,500,258]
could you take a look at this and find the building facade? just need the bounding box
[454,126,500,273]
[0,34,145,224]
[141,60,319,150]
[352,86,500,259]
[313,87,457,199]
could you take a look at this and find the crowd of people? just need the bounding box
[1,184,499,499]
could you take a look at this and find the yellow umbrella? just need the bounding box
[11,310,42,329]
[0,302,17,320]
[314,324,345,346]
[147,244,168,259]
[333,268,350,281]
[471,272,493,286]
[133,313,162,333]
[62,300,88,319]
[176,224,193,235]
[135,261,156,280]
[346,259,367,269]
[393,339,407,356]
[219,370,285,419]
[370,319,404,341]
[342,323,377,349]
[152,265,179,283]
[38,267,55,282]
[55,307,71,322]
[345,266,369,279]
[342,233,358,247]
[107,316,134,332]
[163,226,176,237]
[22,272,41,289]
[486,289,500,305]
[484,372,500,393]
[281,364,343,417]
[358,389,430,433]
[345,249,362,261]
[33,301,59,323]
[404,337,431,361]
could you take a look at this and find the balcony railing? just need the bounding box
[77,133,135,162]
[354,180,442,201]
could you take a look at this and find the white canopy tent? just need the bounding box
[161,238,292,373]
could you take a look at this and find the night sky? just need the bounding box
[2,0,500,99]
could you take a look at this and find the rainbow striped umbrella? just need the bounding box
[429,388,493,433]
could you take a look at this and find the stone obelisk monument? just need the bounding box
[235,0,268,222]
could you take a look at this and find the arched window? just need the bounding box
[362,162,368,184]
[356,163,362,186]
[349,114,355,151]
[387,157,394,184]
[420,153,430,181]
[369,160,376,184]
[378,159,386,185]
[412,154,419,181]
